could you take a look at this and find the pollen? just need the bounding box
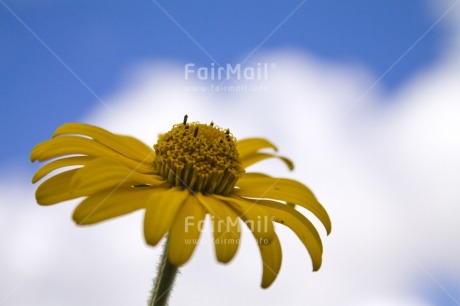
[153,116,244,195]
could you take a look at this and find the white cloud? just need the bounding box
[3,2,460,305]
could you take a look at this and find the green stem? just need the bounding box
[148,237,179,306]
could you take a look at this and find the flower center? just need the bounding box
[153,116,244,195]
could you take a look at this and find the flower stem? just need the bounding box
[148,237,179,306]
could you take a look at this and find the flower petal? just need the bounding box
[259,233,282,288]
[144,187,189,246]
[196,193,241,263]
[70,158,165,195]
[240,152,294,170]
[32,156,95,183]
[35,169,83,205]
[256,200,323,271]
[240,172,271,180]
[236,138,278,158]
[235,176,332,234]
[214,195,275,244]
[30,136,115,161]
[73,186,154,225]
[30,136,154,174]
[168,195,206,266]
[53,123,154,162]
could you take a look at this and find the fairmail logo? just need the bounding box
[184,62,275,81]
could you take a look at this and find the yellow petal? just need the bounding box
[235,177,332,234]
[144,187,189,246]
[214,195,275,245]
[73,186,154,225]
[30,136,154,174]
[35,169,84,205]
[236,138,278,158]
[118,135,155,159]
[32,156,95,183]
[31,136,111,161]
[168,195,206,266]
[256,200,323,271]
[196,193,241,263]
[240,152,294,170]
[53,123,154,162]
[70,158,165,195]
[259,233,282,288]
[240,172,271,180]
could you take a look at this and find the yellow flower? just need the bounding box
[31,117,331,288]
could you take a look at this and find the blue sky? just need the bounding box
[1,1,460,305]
[0,0,447,164]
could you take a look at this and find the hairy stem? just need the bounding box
[148,237,179,306]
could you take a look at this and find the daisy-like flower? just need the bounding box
[31,116,331,288]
